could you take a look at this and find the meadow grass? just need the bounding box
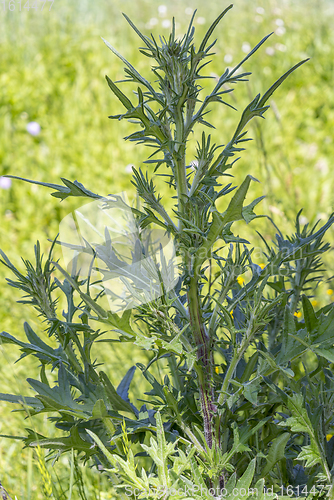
[1,0,334,497]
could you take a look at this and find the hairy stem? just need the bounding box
[174,89,189,231]
[173,83,215,449]
[188,278,215,448]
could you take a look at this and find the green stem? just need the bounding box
[65,344,83,373]
[289,260,303,314]
[174,89,188,231]
[54,323,83,374]
[173,83,215,449]
[218,316,255,405]
[188,277,215,448]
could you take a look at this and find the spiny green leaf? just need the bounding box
[122,13,155,51]
[43,427,101,456]
[0,329,67,364]
[279,394,320,456]
[105,75,134,111]
[296,442,322,468]
[103,38,157,98]
[258,59,309,108]
[235,458,256,491]
[190,456,208,489]
[0,393,43,409]
[242,196,265,224]
[100,372,136,414]
[311,307,334,346]
[198,5,233,53]
[197,175,259,267]
[261,432,290,476]
[229,33,273,80]
[51,261,108,319]
[116,366,136,404]
[5,176,101,200]
[92,399,109,419]
[314,348,334,364]
[222,175,259,224]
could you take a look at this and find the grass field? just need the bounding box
[1,0,334,497]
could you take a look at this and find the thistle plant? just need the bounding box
[2,6,334,499]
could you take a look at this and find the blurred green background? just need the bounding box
[1,0,334,497]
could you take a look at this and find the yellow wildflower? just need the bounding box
[311,299,318,307]
[326,434,333,442]
[230,310,234,318]
[259,263,266,269]
[237,276,245,285]
[294,311,302,319]
[327,289,333,296]
[215,366,219,374]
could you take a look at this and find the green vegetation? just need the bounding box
[1,0,334,498]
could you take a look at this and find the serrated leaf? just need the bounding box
[103,38,157,98]
[136,364,166,401]
[296,442,322,468]
[0,328,67,364]
[222,174,259,225]
[92,399,108,419]
[27,426,95,455]
[242,196,265,224]
[283,393,314,435]
[5,176,101,200]
[197,175,258,267]
[311,307,334,347]
[100,371,135,414]
[314,348,334,364]
[140,412,177,486]
[235,458,256,491]
[0,393,43,409]
[302,295,318,333]
[23,322,57,357]
[261,432,290,476]
[105,75,134,111]
[51,261,108,319]
[243,378,261,405]
[27,367,92,419]
[116,366,136,404]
